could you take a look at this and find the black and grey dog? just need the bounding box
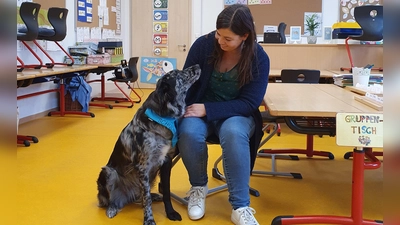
[97,65,201,225]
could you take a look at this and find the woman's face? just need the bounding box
[215,28,248,52]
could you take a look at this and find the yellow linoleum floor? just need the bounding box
[17,89,383,225]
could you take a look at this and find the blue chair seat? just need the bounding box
[38,27,56,38]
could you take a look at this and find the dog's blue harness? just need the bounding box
[144,108,178,147]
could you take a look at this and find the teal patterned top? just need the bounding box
[201,66,240,102]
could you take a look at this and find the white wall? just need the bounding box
[18,0,340,120]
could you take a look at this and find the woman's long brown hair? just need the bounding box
[212,4,257,87]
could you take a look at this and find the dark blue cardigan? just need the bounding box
[183,31,270,172]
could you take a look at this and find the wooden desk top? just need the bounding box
[96,62,120,67]
[17,73,36,81]
[17,65,100,79]
[269,69,338,78]
[264,83,381,117]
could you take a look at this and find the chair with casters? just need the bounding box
[91,57,142,108]
[17,2,42,71]
[259,69,336,161]
[340,5,383,72]
[17,135,39,147]
[163,135,260,206]
[17,106,39,147]
[31,7,74,68]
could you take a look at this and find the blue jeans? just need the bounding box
[178,116,255,210]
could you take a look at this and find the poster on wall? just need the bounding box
[225,0,238,5]
[248,0,260,5]
[153,22,168,33]
[153,34,168,45]
[153,46,169,57]
[77,0,93,23]
[153,10,168,21]
[140,57,177,84]
[340,0,382,22]
[153,0,168,9]
[260,0,272,4]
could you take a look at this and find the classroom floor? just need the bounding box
[17,88,383,225]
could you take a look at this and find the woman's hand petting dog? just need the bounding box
[184,103,206,117]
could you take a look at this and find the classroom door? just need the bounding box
[130,0,191,88]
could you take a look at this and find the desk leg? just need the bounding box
[88,73,141,108]
[271,147,382,225]
[259,134,335,159]
[88,73,113,109]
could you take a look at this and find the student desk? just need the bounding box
[86,62,121,109]
[17,65,99,117]
[264,83,382,225]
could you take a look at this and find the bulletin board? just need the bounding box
[248,0,322,35]
[76,0,119,33]
[35,0,65,9]
[339,0,383,22]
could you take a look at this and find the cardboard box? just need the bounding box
[87,54,111,65]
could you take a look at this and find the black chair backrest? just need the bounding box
[128,57,139,82]
[281,69,320,83]
[278,22,287,43]
[353,5,383,41]
[47,7,69,41]
[18,2,41,41]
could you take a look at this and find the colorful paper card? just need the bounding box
[225,0,238,5]
[336,113,383,148]
[153,0,168,9]
[260,0,272,4]
[248,0,260,5]
[153,10,168,21]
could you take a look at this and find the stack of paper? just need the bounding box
[333,74,383,87]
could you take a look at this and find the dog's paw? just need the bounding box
[166,210,182,221]
[150,193,163,202]
[106,207,119,218]
[143,220,156,225]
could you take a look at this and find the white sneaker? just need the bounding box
[186,185,208,220]
[231,207,259,225]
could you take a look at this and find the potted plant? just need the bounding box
[305,13,320,44]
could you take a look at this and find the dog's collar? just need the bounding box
[144,108,178,147]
